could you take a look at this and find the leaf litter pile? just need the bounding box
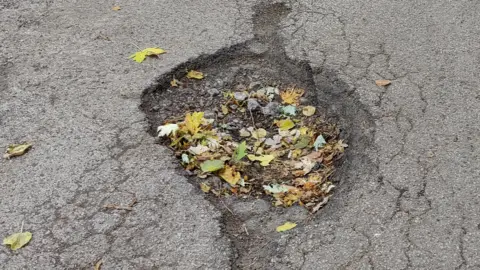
[156,70,347,213]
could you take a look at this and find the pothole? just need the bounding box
[140,2,376,269]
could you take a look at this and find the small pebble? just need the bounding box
[233,92,248,101]
[234,84,247,92]
[207,88,220,96]
[262,102,280,116]
[247,98,261,111]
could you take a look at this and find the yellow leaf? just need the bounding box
[247,154,274,166]
[276,118,295,130]
[3,232,32,250]
[302,106,316,116]
[129,47,166,63]
[187,70,204,80]
[4,143,32,159]
[219,165,241,186]
[375,79,391,86]
[94,260,103,270]
[221,105,229,115]
[200,182,211,193]
[185,112,204,135]
[170,78,180,87]
[112,6,121,11]
[276,222,297,232]
[280,87,304,105]
[251,128,267,139]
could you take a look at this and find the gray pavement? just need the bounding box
[1,0,479,269]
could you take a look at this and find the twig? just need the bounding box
[249,109,256,128]
[20,220,24,233]
[243,224,249,235]
[221,200,234,215]
[104,204,133,211]
[104,196,137,211]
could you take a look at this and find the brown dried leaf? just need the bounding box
[375,79,391,86]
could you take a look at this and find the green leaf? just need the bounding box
[3,232,32,250]
[281,105,297,116]
[4,143,32,159]
[276,118,295,131]
[294,135,311,149]
[276,222,297,232]
[263,184,289,193]
[200,159,225,172]
[313,135,326,151]
[247,154,275,166]
[233,141,247,162]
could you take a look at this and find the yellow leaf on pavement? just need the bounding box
[200,182,211,193]
[112,6,121,11]
[280,87,304,105]
[4,143,32,159]
[170,78,180,87]
[302,106,316,116]
[3,232,32,250]
[129,47,166,63]
[276,118,295,130]
[185,112,204,135]
[187,70,204,80]
[247,154,275,166]
[94,260,103,270]
[276,222,297,232]
[375,79,391,86]
[219,165,241,186]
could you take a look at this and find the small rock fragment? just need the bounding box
[262,102,280,116]
[234,84,247,92]
[207,88,220,96]
[247,98,261,111]
[233,92,248,101]
[248,81,262,91]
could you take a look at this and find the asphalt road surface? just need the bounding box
[1,0,479,269]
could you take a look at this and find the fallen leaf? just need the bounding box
[187,70,204,80]
[185,112,204,135]
[129,47,166,63]
[276,118,295,131]
[221,105,229,115]
[219,165,241,186]
[200,159,225,172]
[294,135,310,149]
[247,154,274,166]
[239,128,251,137]
[302,106,316,116]
[375,79,391,86]
[112,6,121,11]
[94,260,103,270]
[181,153,190,163]
[188,145,210,155]
[251,128,267,139]
[265,135,282,149]
[157,124,179,137]
[313,135,326,151]
[276,222,297,232]
[3,143,32,159]
[263,184,289,193]
[281,105,297,116]
[280,87,304,105]
[200,182,211,193]
[170,78,180,87]
[233,141,247,161]
[3,232,32,250]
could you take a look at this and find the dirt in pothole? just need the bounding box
[143,58,346,212]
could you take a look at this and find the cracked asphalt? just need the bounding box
[1,0,479,269]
